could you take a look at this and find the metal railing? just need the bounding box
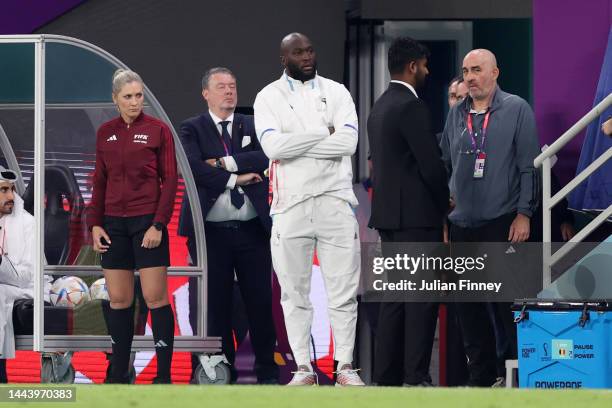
[534,92,612,287]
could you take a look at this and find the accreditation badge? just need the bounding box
[473,152,486,179]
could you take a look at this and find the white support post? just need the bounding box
[542,157,552,288]
[33,38,46,352]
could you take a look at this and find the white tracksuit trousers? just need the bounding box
[271,195,360,366]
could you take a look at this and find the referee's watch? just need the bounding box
[152,222,164,231]
[215,158,223,168]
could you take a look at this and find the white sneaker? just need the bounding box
[287,365,317,386]
[335,364,366,387]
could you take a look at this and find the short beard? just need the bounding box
[0,200,14,216]
[470,90,487,101]
[286,61,317,82]
[414,70,427,90]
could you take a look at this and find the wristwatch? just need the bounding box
[215,158,223,168]
[152,222,164,231]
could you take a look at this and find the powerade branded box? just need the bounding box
[513,300,612,389]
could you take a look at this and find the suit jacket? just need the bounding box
[367,82,449,230]
[178,112,271,237]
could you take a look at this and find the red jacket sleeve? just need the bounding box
[86,131,107,230]
[154,123,178,225]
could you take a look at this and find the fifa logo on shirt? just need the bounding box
[133,134,149,144]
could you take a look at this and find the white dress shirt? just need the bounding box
[205,110,258,222]
[390,80,418,98]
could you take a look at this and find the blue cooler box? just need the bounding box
[513,300,612,389]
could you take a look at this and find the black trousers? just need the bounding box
[374,227,441,386]
[450,213,518,386]
[187,218,278,382]
[444,303,469,386]
[0,359,6,383]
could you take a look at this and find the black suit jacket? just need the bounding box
[367,82,449,230]
[178,112,271,237]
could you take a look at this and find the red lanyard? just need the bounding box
[217,121,233,156]
[466,111,491,153]
[218,134,230,156]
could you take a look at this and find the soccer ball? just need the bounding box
[89,277,110,301]
[50,276,91,307]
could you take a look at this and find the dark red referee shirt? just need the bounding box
[87,112,178,229]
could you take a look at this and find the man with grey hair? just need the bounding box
[178,67,278,384]
[441,49,540,386]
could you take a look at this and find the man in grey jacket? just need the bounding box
[440,49,540,386]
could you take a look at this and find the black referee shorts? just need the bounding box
[100,214,170,270]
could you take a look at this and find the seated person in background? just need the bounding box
[437,76,469,144]
[0,165,51,383]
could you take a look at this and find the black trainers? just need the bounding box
[258,377,280,385]
[403,380,434,387]
[105,374,131,384]
[152,377,172,384]
[491,377,506,388]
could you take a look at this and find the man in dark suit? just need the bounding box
[367,37,449,386]
[178,67,278,384]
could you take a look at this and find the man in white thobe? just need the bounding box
[0,166,45,381]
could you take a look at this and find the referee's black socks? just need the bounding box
[151,304,175,382]
[108,306,135,383]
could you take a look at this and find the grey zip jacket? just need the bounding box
[440,86,540,228]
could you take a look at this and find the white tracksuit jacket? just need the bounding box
[254,73,359,213]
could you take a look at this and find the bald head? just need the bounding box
[462,48,500,103]
[281,33,310,55]
[280,32,317,82]
[465,49,497,69]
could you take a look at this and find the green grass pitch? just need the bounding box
[1,385,611,407]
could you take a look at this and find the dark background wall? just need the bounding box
[35,0,346,128]
[473,19,533,104]
[358,0,531,19]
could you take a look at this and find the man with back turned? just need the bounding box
[368,37,449,386]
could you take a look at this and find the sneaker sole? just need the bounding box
[286,383,318,387]
[335,382,365,387]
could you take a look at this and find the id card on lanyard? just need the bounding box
[467,111,491,179]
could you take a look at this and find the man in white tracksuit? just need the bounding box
[254,33,364,386]
[0,165,49,382]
